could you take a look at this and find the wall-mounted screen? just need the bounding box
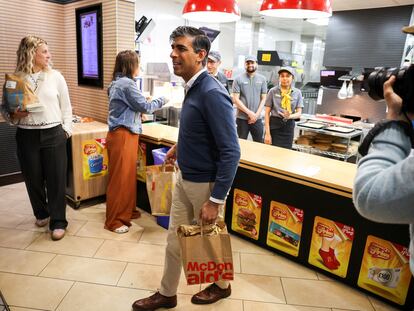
[76,4,103,88]
[257,50,282,66]
[199,27,220,43]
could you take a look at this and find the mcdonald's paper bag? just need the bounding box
[177,222,234,285]
[146,164,176,216]
[3,73,41,112]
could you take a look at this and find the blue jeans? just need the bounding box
[236,118,263,143]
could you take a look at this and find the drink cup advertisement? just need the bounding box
[266,201,304,257]
[136,142,147,182]
[308,216,354,278]
[357,235,411,305]
[82,138,108,180]
[231,188,262,240]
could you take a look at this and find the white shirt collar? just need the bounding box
[185,68,206,93]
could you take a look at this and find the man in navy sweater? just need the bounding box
[132,26,240,311]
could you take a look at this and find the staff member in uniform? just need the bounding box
[232,56,267,142]
[207,50,229,93]
[264,67,303,149]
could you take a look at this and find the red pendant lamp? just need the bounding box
[260,0,332,19]
[182,0,241,23]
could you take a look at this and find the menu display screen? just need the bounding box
[80,11,99,78]
[76,4,103,88]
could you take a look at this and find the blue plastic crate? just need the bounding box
[156,215,170,229]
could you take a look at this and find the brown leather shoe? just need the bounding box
[132,292,177,311]
[191,283,231,305]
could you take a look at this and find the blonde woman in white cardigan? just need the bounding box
[4,35,72,240]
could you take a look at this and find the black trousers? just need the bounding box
[236,118,264,143]
[16,125,68,230]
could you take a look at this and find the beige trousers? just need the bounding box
[159,171,229,297]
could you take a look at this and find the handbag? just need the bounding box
[177,222,234,285]
[145,164,177,216]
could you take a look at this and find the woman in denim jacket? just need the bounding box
[105,50,167,233]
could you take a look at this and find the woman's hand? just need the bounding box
[11,108,29,119]
[264,133,272,145]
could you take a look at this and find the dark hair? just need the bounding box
[170,26,211,66]
[112,50,139,80]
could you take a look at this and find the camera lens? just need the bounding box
[367,67,395,100]
[366,65,414,113]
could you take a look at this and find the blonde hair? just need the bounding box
[15,35,49,74]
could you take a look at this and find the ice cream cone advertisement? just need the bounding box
[136,142,147,182]
[82,138,108,180]
[308,216,354,277]
[266,201,304,257]
[357,235,411,305]
[231,188,262,240]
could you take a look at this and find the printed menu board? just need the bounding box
[136,142,147,182]
[266,201,303,257]
[82,138,108,180]
[308,216,354,278]
[358,235,411,305]
[231,189,262,240]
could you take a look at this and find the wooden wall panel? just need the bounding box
[0,0,135,123]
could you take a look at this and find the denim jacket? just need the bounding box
[108,75,165,134]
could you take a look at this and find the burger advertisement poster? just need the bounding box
[357,235,411,305]
[308,216,354,278]
[266,201,304,257]
[231,189,262,240]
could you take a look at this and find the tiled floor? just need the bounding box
[0,182,401,311]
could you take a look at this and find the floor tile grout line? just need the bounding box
[36,252,58,277]
[53,280,77,311]
[115,260,129,287]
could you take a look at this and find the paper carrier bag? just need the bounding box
[146,164,176,216]
[177,222,234,285]
[3,73,39,112]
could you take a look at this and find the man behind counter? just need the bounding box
[207,50,229,93]
[232,55,267,142]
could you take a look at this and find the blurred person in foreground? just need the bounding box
[353,25,414,274]
[132,26,240,311]
[1,35,72,241]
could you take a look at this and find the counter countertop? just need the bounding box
[141,123,356,196]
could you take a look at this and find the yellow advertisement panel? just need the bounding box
[82,139,108,180]
[231,188,262,240]
[136,142,147,182]
[357,235,411,305]
[308,216,354,278]
[266,201,303,257]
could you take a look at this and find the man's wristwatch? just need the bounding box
[358,120,414,156]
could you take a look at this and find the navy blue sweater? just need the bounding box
[177,71,240,201]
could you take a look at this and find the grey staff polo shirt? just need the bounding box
[264,85,304,117]
[232,73,267,120]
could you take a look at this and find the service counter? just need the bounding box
[138,123,413,310]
